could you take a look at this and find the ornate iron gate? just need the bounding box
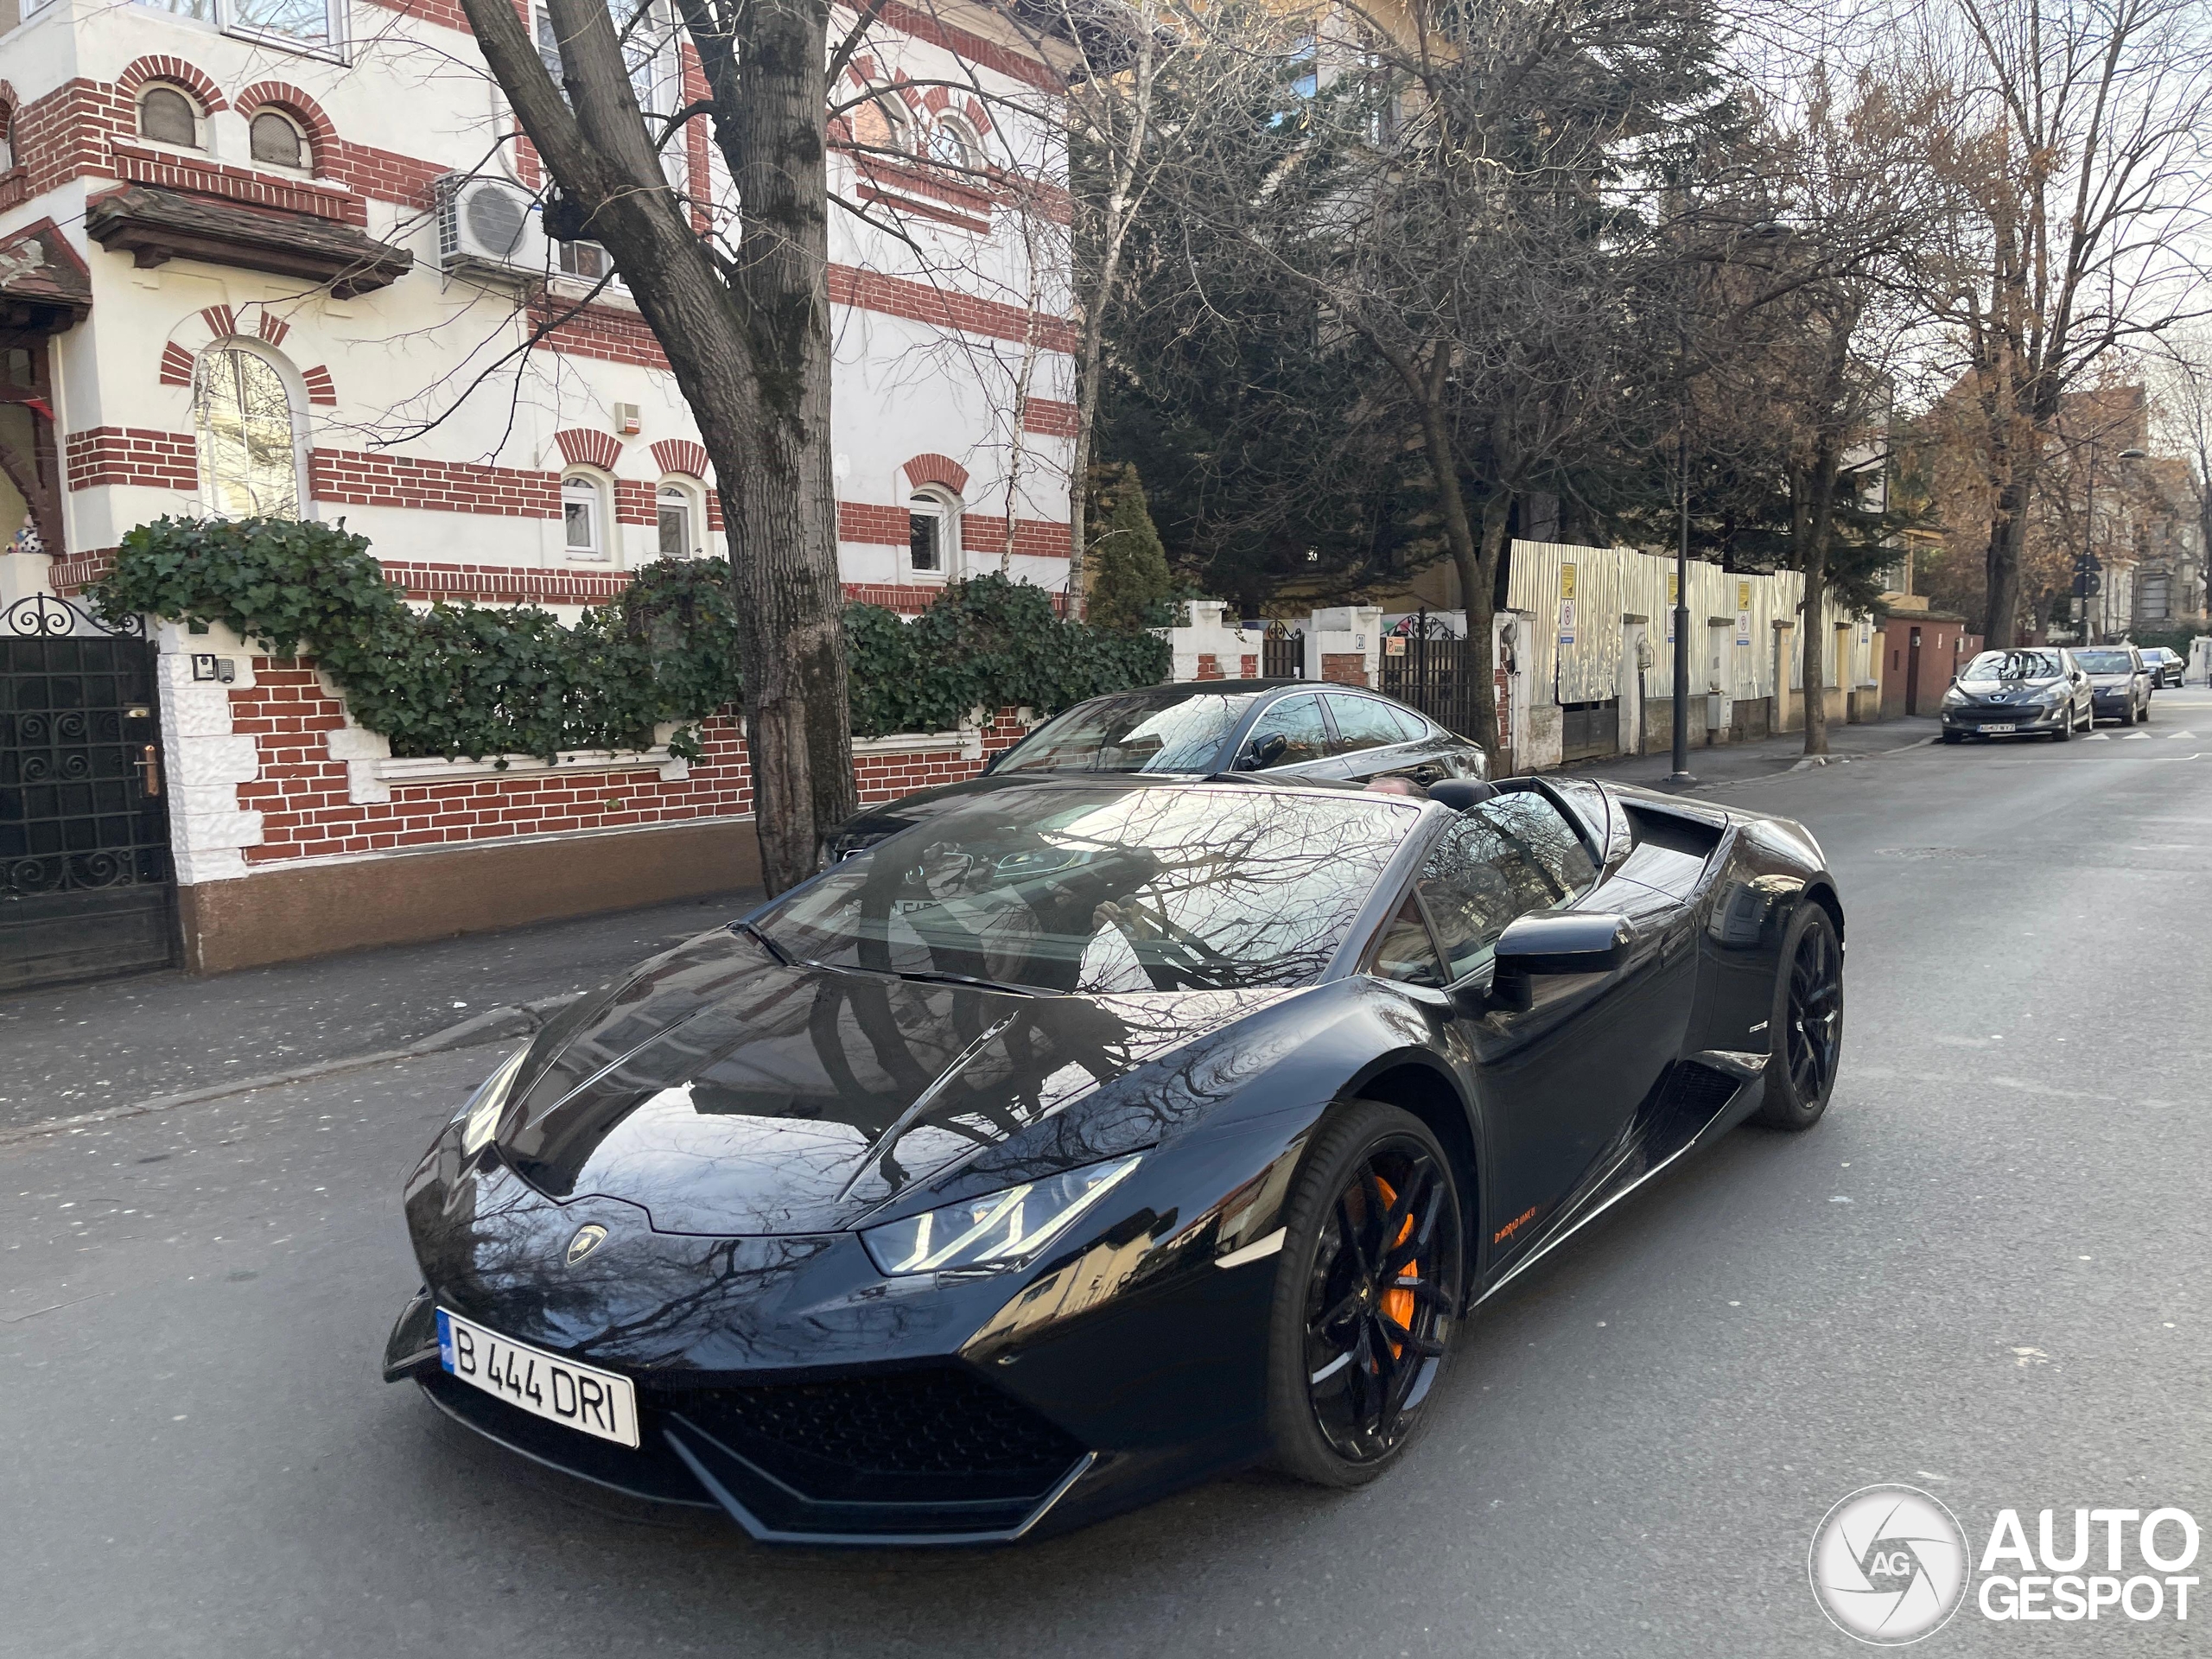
[1261,621,1304,678]
[2,595,175,990]
[1377,613,1479,738]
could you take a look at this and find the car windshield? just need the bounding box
[1961,650,2065,683]
[2072,650,2136,673]
[993,691,1261,774]
[756,783,1419,994]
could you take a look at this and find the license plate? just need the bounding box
[436,1308,639,1448]
[1983,722,2015,734]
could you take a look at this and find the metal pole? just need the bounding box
[2082,439,2095,644]
[1669,421,1695,784]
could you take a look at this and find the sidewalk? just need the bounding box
[1554,715,1938,793]
[0,887,761,1137]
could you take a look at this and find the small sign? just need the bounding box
[1666,572,1679,644]
[1385,635,1406,656]
[1557,599,1576,646]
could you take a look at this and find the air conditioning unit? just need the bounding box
[435,174,548,283]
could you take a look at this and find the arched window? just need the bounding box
[139,87,200,149]
[0,106,15,175]
[908,488,957,575]
[869,94,912,156]
[927,114,981,169]
[563,473,607,559]
[657,482,701,559]
[250,111,307,170]
[194,345,302,518]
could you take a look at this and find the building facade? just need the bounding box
[0,0,1075,986]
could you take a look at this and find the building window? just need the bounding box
[250,111,307,169]
[869,94,912,156]
[563,473,607,558]
[0,108,15,175]
[658,483,699,559]
[139,87,201,148]
[557,239,611,281]
[130,0,346,58]
[927,115,981,169]
[194,345,302,518]
[908,490,956,574]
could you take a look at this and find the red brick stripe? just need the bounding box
[309,449,561,517]
[64,428,197,493]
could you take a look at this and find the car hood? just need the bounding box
[1956,682,2058,699]
[493,927,1291,1236]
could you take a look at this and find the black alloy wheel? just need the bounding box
[1266,1101,1464,1486]
[1756,905,1844,1130]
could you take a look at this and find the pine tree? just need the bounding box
[1087,466,1175,632]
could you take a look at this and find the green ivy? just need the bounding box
[92,518,1166,760]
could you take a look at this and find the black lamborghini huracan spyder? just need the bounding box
[384,772,1845,1545]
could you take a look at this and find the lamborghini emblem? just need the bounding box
[565,1224,607,1266]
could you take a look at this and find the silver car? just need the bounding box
[1938,648,2094,743]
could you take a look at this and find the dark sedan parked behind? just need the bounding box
[2142,647,2184,689]
[825,680,1488,861]
[2072,645,2152,726]
[1939,648,2093,742]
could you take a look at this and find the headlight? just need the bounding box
[1941,686,1966,706]
[457,1044,531,1156]
[861,1155,1143,1275]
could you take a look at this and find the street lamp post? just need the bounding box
[1669,422,1695,785]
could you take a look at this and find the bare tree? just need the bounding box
[1906,0,2212,646]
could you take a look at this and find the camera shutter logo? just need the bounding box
[1808,1484,1970,1645]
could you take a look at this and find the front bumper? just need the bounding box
[385,1119,1306,1545]
[1942,702,2067,734]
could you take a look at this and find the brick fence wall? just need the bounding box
[216,658,1032,871]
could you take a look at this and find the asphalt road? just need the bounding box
[7,693,2211,1656]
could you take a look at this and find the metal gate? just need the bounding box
[1262,621,1304,678]
[1560,699,1619,763]
[1377,613,1479,739]
[2,595,175,991]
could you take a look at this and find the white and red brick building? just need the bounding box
[0,0,1075,978]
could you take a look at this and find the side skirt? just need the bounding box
[1471,1061,1765,1311]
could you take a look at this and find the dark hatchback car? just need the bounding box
[824,680,1488,861]
[2141,647,2184,689]
[1939,648,2093,742]
[2072,645,2152,726]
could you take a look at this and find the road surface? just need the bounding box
[6,693,2209,1656]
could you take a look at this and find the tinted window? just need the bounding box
[761,784,1419,993]
[1326,694,1420,753]
[1416,793,1598,980]
[2071,649,2137,673]
[1244,694,1331,767]
[996,691,1258,774]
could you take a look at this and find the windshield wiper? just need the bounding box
[734,919,791,965]
[890,969,1039,997]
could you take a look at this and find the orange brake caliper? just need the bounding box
[1370,1176,1418,1358]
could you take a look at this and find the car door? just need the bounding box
[1416,789,1697,1251]
[1233,691,1337,779]
[1321,691,1448,784]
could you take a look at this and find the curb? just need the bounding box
[1648,734,1938,795]
[0,993,584,1148]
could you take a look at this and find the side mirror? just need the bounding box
[1494,911,1634,976]
[1237,732,1290,771]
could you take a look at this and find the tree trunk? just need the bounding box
[462,0,854,894]
[1408,361,1504,774]
[1798,447,1840,757]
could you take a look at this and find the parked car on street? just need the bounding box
[2071,645,2153,725]
[2141,646,2184,689]
[1939,648,2094,742]
[383,772,1845,1544]
[822,680,1489,861]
